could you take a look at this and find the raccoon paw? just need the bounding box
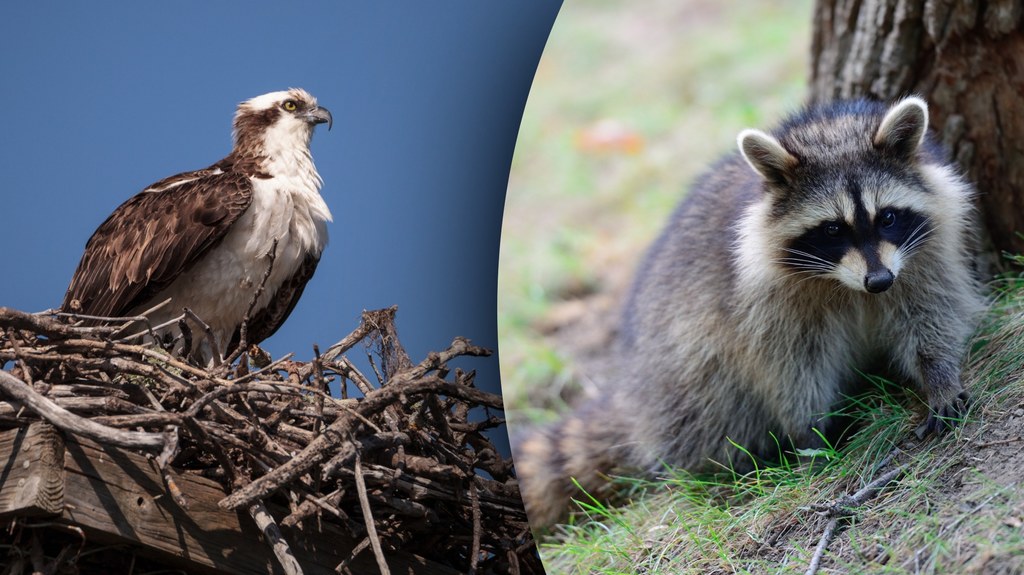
[916,390,970,439]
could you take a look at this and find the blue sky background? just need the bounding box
[0,2,562,451]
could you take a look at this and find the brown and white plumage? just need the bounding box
[62,88,333,362]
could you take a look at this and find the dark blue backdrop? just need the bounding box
[0,2,563,451]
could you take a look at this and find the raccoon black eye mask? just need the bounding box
[514,96,985,528]
[783,201,933,293]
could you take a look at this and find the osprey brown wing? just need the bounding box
[62,170,253,318]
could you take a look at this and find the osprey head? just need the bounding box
[232,88,332,158]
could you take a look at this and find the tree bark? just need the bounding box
[809,0,1024,261]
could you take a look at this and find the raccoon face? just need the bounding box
[738,97,935,294]
[781,185,933,293]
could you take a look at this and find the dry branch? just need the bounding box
[0,370,165,450]
[249,501,303,575]
[803,457,906,575]
[0,305,539,575]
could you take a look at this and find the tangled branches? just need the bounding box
[0,306,538,574]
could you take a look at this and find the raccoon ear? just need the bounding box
[874,96,929,160]
[738,129,798,184]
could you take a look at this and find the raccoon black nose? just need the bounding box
[865,269,895,293]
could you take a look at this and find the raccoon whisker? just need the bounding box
[904,221,931,243]
[783,270,832,282]
[781,248,835,268]
[775,260,832,275]
[825,279,853,305]
[775,262,842,289]
[900,231,934,259]
[779,251,837,277]
[792,272,830,289]
[901,224,934,255]
[772,260,815,270]
[903,238,930,258]
[777,254,830,265]
[777,268,826,283]
[906,219,932,243]
[767,260,831,286]
[775,256,831,269]
[772,270,829,291]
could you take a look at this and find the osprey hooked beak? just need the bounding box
[303,106,333,131]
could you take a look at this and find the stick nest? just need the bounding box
[0,305,539,574]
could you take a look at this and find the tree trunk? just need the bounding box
[809,0,1024,262]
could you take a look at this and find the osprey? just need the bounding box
[62,89,333,363]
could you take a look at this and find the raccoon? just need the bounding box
[514,97,986,527]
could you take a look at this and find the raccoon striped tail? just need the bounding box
[513,396,631,528]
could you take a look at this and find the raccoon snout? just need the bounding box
[864,269,895,293]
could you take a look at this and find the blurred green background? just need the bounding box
[498,0,814,419]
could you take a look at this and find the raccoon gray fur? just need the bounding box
[514,97,986,528]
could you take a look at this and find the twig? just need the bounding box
[321,308,398,363]
[230,353,296,384]
[322,432,409,478]
[312,344,327,440]
[114,312,185,344]
[249,501,304,575]
[366,351,386,387]
[0,370,165,450]
[91,412,182,428]
[354,450,390,575]
[144,381,188,509]
[804,464,905,575]
[51,338,228,383]
[1,307,115,338]
[46,543,78,575]
[805,516,840,575]
[327,357,401,431]
[90,296,173,339]
[6,328,33,387]
[469,482,482,575]
[182,307,222,366]
[225,239,278,366]
[328,357,376,395]
[220,371,500,509]
[335,538,372,574]
[178,317,193,358]
[185,380,339,419]
[282,488,350,529]
[972,435,1024,449]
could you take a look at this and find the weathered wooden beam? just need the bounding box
[0,423,459,575]
[0,423,64,518]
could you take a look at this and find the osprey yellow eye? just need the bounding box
[283,100,298,111]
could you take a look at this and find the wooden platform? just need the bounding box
[0,422,457,574]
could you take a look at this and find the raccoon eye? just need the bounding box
[879,209,897,228]
[824,222,842,238]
